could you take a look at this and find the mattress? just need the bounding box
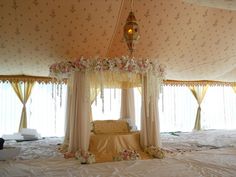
[1,130,236,177]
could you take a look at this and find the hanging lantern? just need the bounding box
[124,11,140,55]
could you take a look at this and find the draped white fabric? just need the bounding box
[140,76,161,148]
[27,83,67,137]
[0,82,21,136]
[63,78,72,146]
[0,82,67,137]
[201,86,236,129]
[120,88,136,126]
[64,72,91,152]
[159,86,197,132]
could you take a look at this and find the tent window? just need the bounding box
[0,82,67,137]
[92,89,121,121]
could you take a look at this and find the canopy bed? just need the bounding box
[1,0,236,176]
[49,56,165,163]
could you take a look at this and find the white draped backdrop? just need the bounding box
[1,83,236,138]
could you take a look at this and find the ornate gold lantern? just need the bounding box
[124,11,140,55]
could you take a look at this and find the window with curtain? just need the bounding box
[159,86,236,132]
[0,82,67,137]
[0,82,22,136]
[159,86,197,132]
[2,82,235,137]
[26,83,67,137]
[201,86,236,130]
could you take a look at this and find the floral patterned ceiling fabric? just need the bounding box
[184,0,236,11]
[0,0,236,82]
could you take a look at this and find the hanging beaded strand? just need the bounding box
[110,88,112,111]
[56,83,59,96]
[52,82,54,98]
[100,83,104,113]
[60,83,62,107]
[95,86,98,106]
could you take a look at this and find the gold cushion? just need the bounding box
[92,120,130,134]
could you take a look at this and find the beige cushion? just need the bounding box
[92,120,130,134]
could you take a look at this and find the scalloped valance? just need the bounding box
[1,75,236,87]
[0,75,56,84]
[164,80,236,87]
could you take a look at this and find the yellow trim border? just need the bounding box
[0,75,235,87]
[164,80,236,87]
[0,75,66,84]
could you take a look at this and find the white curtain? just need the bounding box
[159,86,236,132]
[159,86,197,132]
[201,86,236,129]
[140,76,161,148]
[64,72,91,153]
[0,82,22,137]
[232,86,236,94]
[27,83,67,137]
[120,88,136,126]
[0,82,67,137]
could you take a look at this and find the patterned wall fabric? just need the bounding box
[184,0,236,11]
[0,0,236,82]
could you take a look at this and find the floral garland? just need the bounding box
[49,56,165,79]
[75,149,96,164]
[145,146,165,159]
[113,149,141,161]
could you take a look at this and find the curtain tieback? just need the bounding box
[197,105,201,110]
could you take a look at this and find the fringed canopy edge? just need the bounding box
[164,80,236,87]
[0,75,66,84]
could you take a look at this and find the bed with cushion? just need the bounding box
[1,130,236,176]
[89,120,148,162]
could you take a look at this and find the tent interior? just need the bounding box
[0,0,236,176]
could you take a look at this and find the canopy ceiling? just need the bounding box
[0,0,236,82]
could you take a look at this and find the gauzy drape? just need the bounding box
[140,76,161,148]
[90,88,100,121]
[189,85,209,131]
[63,78,72,147]
[120,88,136,126]
[11,81,35,131]
[64,85,99,141]
[232,86,236,93]
[63,72,91,152]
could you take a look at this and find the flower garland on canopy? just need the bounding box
[49,56,165,80]
[49,56,166,112]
